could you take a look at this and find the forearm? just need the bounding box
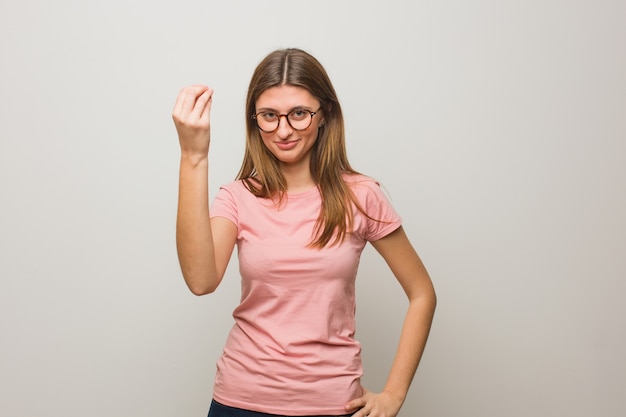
[383,292,436,402]
[176,154,218,295]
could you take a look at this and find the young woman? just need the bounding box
[172,48,436,417]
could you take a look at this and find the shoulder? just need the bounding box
[343,172,379,187]
[342,172,387,199]
[343,172,402,239]
[212,180,251,210]
[343,172,398,212]
[219,179,246,192]
[216,179,255,199]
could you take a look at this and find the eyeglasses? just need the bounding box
[252,108,320,133]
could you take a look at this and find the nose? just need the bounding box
[276,115,293,138]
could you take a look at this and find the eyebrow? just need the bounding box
[255,105,313,113]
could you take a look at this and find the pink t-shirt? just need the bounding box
[209,174,401,416]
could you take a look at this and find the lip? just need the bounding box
[274,139,300,150]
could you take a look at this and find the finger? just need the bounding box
[201,94,212,123]
[173,88,194,119]
[191,88,213,120]
[345,397,366,412]
[349,406,369,417]
[173,85,209,117]
[181,85,209,116]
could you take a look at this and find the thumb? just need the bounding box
[345,397,365,412]
[345,388,369,411]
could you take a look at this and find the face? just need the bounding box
[255,85,323,170]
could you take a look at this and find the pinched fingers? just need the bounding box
[192,88,213,121]
[172,85,214,156]
[172,85,213,127]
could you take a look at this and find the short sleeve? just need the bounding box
[211,185,239,227]
[352,178,402,241]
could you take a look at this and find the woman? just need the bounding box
[172,48,436,417]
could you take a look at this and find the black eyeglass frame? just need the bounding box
[252,108,321,133]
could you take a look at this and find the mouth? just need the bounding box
[275,139,300,150]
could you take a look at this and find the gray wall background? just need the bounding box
[1,1,624,416]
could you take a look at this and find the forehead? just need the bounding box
[256,85,319,110]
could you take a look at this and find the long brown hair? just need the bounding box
[237,48,362,248]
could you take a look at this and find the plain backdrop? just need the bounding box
[1,1,625,416]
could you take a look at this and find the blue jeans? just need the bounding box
[207,399,354,417]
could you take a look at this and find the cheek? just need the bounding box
[307,128,322,145]
[302,123,320,140]
[259,134,280,157]
[259,133,273,147]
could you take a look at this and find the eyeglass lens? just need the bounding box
[255,109,313,132]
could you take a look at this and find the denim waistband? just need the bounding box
[208,399,354,417]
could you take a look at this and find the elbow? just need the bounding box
[411,285,437,315]
[182,271,219,296]
[188,284,216,296]
[428,293,437,324]
[428,287,437,313]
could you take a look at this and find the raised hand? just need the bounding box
[172,85,214,158]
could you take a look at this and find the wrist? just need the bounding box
[382,388,406,404]
[180,152,209,169]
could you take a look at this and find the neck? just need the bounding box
[280,161,315,194]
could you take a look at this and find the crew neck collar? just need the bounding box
[286,185,319,199]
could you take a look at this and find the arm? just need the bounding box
[172,85,237,295]
[346,226,436,417]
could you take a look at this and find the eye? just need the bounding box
[289,109,308,121]
[260,111,277,121]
